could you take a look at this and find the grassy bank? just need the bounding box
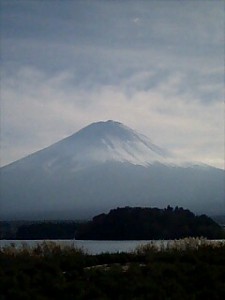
[0,238,225,300]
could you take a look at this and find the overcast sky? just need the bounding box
[0,0,224,168]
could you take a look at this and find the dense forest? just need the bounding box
[1,206,224,240]
[0,239,225,299]
[77,206,224,240]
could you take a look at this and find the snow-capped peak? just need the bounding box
[1,120,223,220]
[4,120,191,172]
[41,120,174,170]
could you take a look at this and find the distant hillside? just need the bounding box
[0,220,83,240]
[211,215,225,226]
[76,206,225,240]
[15,221,79,240]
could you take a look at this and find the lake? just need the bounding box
[0,240,159,254]
[1,239,224,254]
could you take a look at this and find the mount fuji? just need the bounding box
[0,120,224,220]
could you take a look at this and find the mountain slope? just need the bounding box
[0,120,224,220]
[4,120,173,172]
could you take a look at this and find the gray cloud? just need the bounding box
[0,0,224,168]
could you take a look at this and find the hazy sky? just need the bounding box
[0,0,224,168]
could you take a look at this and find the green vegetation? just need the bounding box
[1,206,224,240]
[0,239,225,299]
[77,206,225,240]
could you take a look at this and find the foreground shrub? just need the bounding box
[0,239,225,299]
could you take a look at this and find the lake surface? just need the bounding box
[0,240,158,254]
[1,239,224,255]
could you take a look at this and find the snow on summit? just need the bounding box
[3,120,199,172]
[33,120,174,170]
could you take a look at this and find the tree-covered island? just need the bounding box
[3,206,224,240]
[77,206,224,240]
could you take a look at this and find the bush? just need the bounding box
[1,240,225,299]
